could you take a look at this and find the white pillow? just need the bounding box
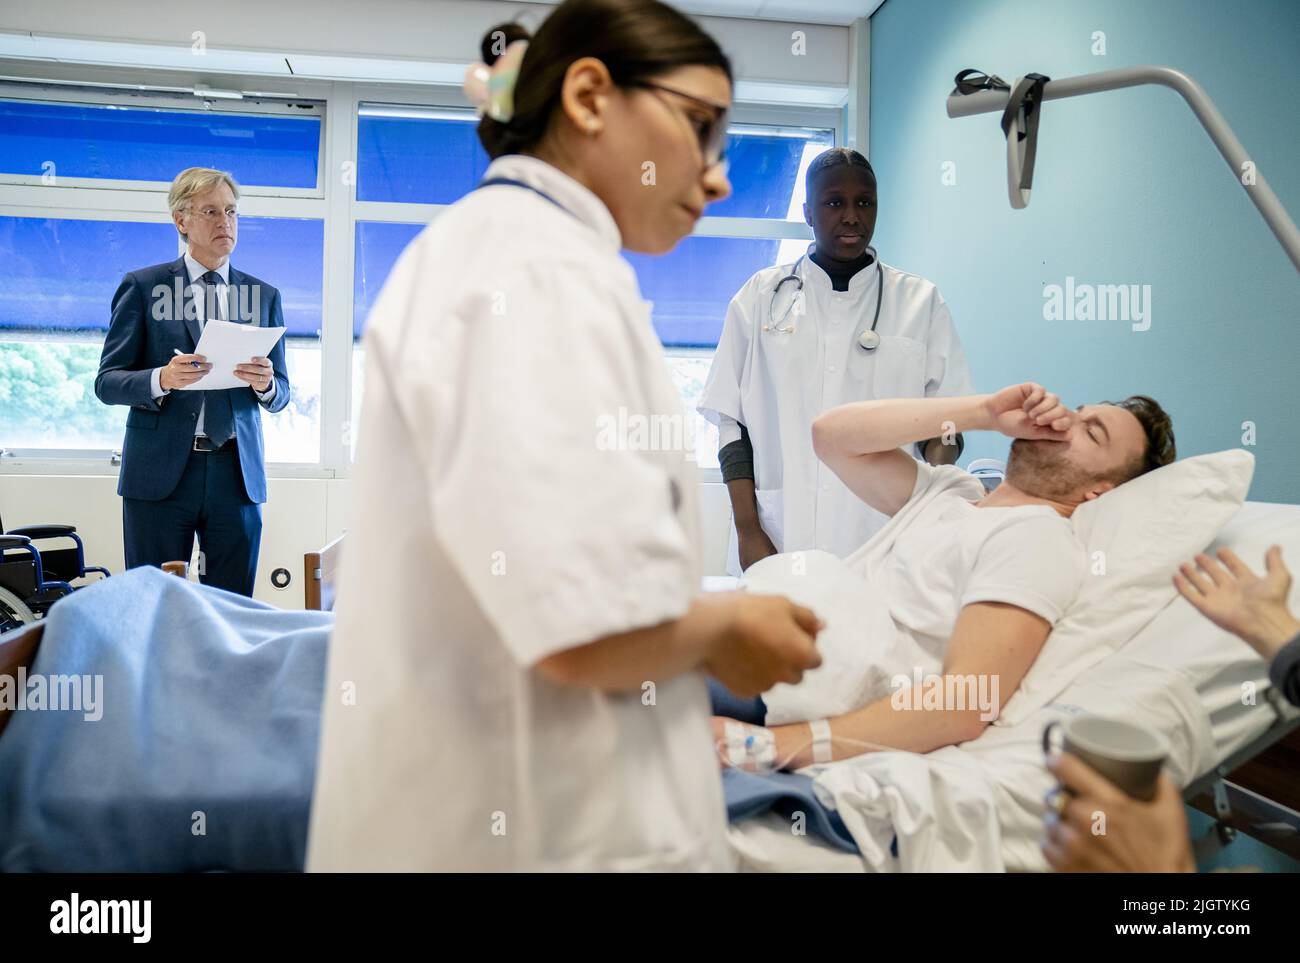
[996,448,1255,726]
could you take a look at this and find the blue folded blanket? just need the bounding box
[0,568,331,872]
[722,769,859,854]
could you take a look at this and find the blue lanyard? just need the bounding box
[475,176,577,221]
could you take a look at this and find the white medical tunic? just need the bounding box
[307,155,729,872]
[698,247,974,574]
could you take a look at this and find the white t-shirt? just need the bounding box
[871,462,1088,671]
[306,155,729,872]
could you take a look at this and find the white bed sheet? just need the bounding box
[726,500,1300,872]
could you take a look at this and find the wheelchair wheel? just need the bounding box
[0,584,35,634]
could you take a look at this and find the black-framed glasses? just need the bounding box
[629,81,731,171]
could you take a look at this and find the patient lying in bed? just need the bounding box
[0,382,1178,871]
[711,382,1177,771]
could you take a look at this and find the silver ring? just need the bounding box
[1045,787,1070,817]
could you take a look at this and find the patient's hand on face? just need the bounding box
[983,382,1075,441]
[1174,545,1300,660]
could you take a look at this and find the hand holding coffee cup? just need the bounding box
[1042,715,1169,801]
[1040,715,1194,873]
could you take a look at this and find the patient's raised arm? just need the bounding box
[811,384,1073,518]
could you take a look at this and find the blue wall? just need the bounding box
[869,0,1300,501]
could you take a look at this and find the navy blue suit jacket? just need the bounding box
[95,256,291,504]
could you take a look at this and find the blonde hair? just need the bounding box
[168,167,240,241]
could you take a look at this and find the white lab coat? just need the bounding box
[307,155,730,872]
[698,246,974,574]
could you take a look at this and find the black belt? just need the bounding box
[192,436,235,453]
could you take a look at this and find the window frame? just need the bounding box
[0,72,840,486]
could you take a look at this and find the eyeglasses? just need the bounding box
[190,206,239,222]
[629,81,730,172]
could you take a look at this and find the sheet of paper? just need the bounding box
[177,320,287,391]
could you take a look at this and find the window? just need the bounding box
[346,103,834,468]
[0,77,838,480]
[0,213,325,461]
[626,236,783,347]
[357,104,487,204]
[627,235,812,469]
[353,220,423,337]
[349,220,424,456]
[235,217,325,464]
[0,97,321,189]
[634,123,833,468]
[0,82,327,464]
[0,215,176,450]
[710,124,834,219]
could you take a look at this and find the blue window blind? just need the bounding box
[0,216,176,332]
[0,215,322,337]
[357,106,488,204]
[710,127,835,219]
[232,217,324,338]
[0,99,320,188]
[356,103,832,219]
[625,236,782,347]
[353,220,424,337]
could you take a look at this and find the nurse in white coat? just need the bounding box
[307,1,822,873]
[699,149,975,574]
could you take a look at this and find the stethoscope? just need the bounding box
[764,246,884,351]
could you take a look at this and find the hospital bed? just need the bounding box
[2,512,1296,871]
[723,500,1300,872]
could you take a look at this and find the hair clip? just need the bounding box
[463,40,529,123]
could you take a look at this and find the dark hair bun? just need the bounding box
[480,22,532,66]
[473,0,731,161]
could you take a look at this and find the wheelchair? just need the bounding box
[0,512,110,633]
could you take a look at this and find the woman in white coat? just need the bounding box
[307,0,822,872]
[699,149,975,574]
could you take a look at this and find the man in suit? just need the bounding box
[95,167,291,597]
